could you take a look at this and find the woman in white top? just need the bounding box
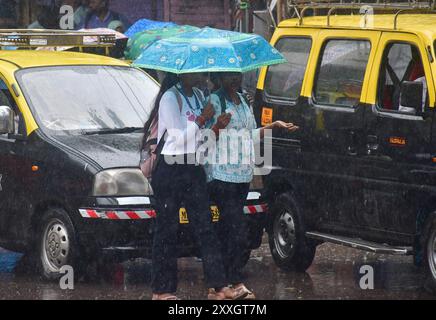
[141,72,246,301]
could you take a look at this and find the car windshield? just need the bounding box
[16,65,159,135]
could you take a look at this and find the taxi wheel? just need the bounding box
[36,208,81,281]
[268,192,316,272]
[424,214,436,293]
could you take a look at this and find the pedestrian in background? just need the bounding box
[108,20,125,34]
[83,0,129,29]
[28,5,60,29]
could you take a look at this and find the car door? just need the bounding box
[357,32,436,240]
[258,28,318,159]
[255,28,322,221]
[0,77,28,241]
[300,30,380,232]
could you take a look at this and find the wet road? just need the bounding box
[0,237,435,300]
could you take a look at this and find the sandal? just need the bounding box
[152,293,181,300]
[233,284,256,300]
[207,287,248,300]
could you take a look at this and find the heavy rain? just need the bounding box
[0,0,435,306]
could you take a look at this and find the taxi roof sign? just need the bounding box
[0,29,116,48]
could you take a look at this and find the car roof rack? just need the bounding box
[286,0,436,29]
[0,29,116,52]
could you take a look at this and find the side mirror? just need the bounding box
[0,105,15,134]
[400,81,423,114]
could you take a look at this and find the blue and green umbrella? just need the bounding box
[125,25,199,61]
[132,27,286,74]
[125,19,177,38]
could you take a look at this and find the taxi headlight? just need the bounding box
[93,169,153,196]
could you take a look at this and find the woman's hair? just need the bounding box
[141,72,179,149]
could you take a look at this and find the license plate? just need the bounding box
[179,206,220,224]
[211,205,220,222]
[179,208,189,224]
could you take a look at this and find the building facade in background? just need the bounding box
[5,0,236,30]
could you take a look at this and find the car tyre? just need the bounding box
[36,207,82,281]
[423,214,436,294]
[268,192,316,272]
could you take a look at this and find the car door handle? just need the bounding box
[347,130,358,156]
[366,135,379,156]
[347,146,357,156]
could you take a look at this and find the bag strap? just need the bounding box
[154,87,183,156]
[170,86,184,113]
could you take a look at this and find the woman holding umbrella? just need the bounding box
[142,72,247,301]
[135,27,291,300]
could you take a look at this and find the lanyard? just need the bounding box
[223,91,249,129]
[176,84,201,114]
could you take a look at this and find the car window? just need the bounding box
[378,42,428,114]
[0,79,20,138]
[264,37,312,102]
[16,66,159,135]
[314,39,371,107]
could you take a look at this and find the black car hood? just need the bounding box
[53,133,142,169]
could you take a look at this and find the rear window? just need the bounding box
[264,37,312,102]
[314,39,371,107]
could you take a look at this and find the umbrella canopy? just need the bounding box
[125,25,199,61]
[132,27,286,74]
[125,19,177,38]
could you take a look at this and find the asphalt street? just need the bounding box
[0,236,435,300]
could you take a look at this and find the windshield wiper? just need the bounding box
[83,127,143,135]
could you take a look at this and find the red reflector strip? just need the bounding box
[79,209,156,220]
[86,210,99,219]
[243,204,268,215]
[80,205,265,219]
[126,211,140,220]
[106,211,119,220]
[147,210,157,218]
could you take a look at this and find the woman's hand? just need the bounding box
[201,103,215,121]
[259,121,299,139]
[216,113,232,129]
[196,103,216,128]
[272,121,299,132]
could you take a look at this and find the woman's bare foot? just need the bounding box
[233,283,256,300]
[208,286,248,300]
[152,293,181,300]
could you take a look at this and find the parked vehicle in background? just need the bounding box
[255,2,436,293]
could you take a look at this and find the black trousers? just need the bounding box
[150,159,228,293]
[208,180,250,285]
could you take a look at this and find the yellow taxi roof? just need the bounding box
[279,13,436,40]
[0,50,128,69]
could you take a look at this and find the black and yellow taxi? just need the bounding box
[0,30,267,280]
[255,5,436,291]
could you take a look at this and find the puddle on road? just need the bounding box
[0,243,435,300]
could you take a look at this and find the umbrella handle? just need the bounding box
[206,73,212,103]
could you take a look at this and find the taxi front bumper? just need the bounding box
[75,193,268,260]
